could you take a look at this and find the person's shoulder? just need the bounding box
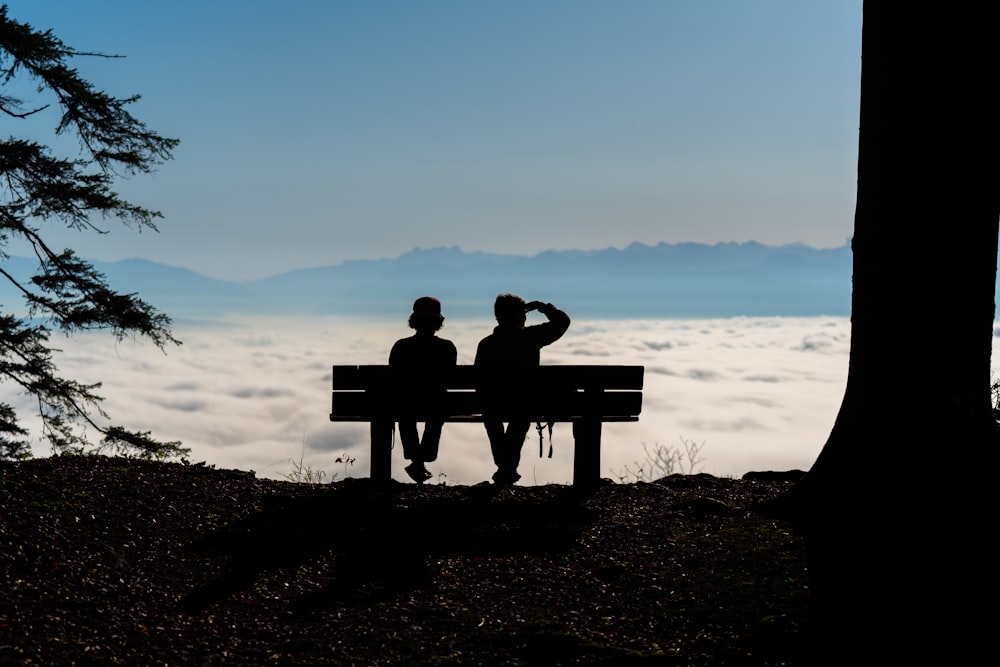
[389,335,412,364]
[436,336,458,350]
[438,337,458,363]
[474,331,497,362]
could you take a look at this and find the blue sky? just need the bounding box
[8,1,862,280]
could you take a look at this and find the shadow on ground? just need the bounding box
[182,480,595,612]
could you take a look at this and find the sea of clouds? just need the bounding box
[2,314,868,485]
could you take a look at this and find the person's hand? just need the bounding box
[525,300,556,315]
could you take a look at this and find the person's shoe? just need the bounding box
[405,462,433,484]
[491,469,521,486]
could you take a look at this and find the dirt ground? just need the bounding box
[1,456,808,665]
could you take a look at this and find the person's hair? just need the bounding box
[409,312,444,332]
[408,295,444,332]
[494,293,526,325]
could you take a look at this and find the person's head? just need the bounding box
[494,293,527,328]
[408,296,444,332]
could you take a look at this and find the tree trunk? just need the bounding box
[769,3,1000,662]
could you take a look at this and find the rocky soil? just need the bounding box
[1,456,808,665]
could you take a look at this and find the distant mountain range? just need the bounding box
[1,242,854,320]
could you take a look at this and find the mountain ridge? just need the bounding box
[2,241,854,319]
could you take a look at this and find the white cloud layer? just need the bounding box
[2,315,868,485]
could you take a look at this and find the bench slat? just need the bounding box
[331,364,644,390]
[330,389,642,421]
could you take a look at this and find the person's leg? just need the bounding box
[484,419,506,468]
[420,421,443,463]
[506,420,532,475]
[398,421,420,461]
[399,421,431,483]
[487,419,523,483]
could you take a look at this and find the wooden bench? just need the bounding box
[329,364,643,488]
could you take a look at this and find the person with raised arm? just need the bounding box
[474,294,570,485]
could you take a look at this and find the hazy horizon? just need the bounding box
[4,236,853,283]
[4,313,858,485]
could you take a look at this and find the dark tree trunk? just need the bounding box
[768,3,1000,662]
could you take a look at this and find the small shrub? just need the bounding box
[333,452,356,479]
[283,438,328,484]
[283,454,327,485]
[613,436,706,483]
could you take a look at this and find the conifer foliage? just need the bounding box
[0,5,185,460]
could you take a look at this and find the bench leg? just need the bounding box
[572,419,601,490]
[370,420,393,482]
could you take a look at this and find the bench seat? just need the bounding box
[329,364,643,488]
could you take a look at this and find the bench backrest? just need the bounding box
[330,364,643,422]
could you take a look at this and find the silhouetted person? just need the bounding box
[475,294,570,485]
[389,296,457,483]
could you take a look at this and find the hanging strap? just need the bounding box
[535,421,555,458]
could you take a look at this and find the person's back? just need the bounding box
[390,332,457,394]
[475,323,560,369]
[474,294,570,484]
[388,296,457,483]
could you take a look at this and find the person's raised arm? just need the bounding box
[525,300,570,342]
